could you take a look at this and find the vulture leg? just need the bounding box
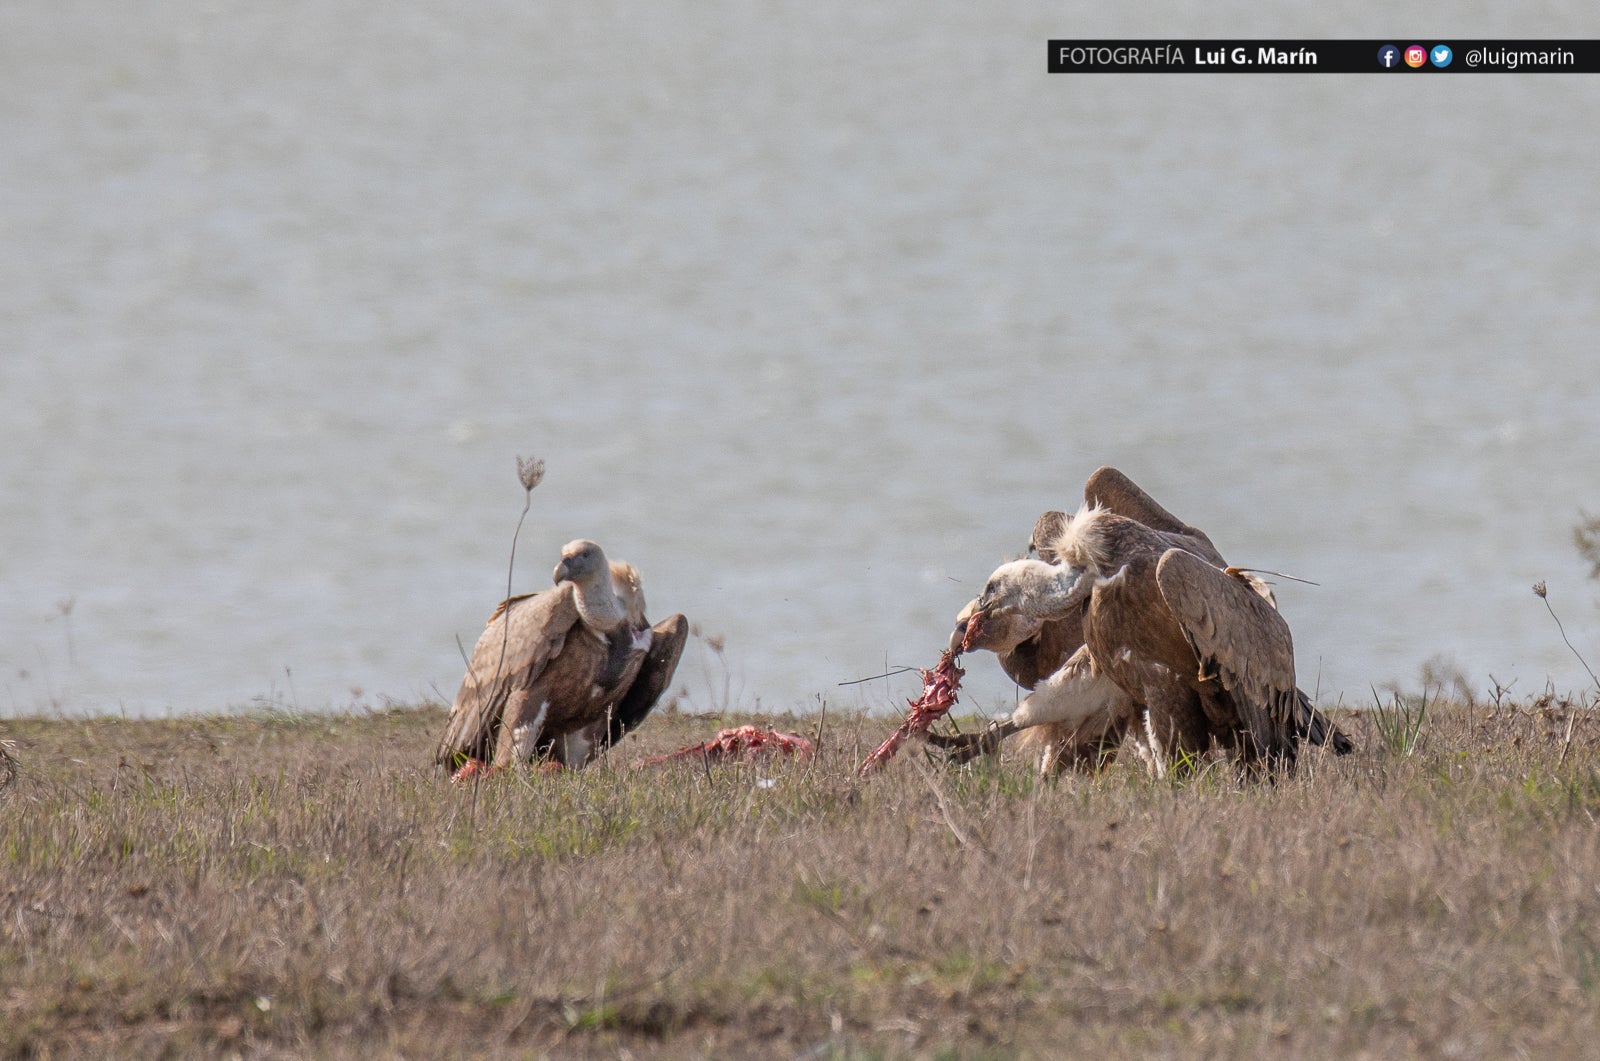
[1139,682,1219,773]
[1022,713,1130,774]
[925,719,1020,764]
[930,647,1133,769]
[551,730,595,767]
[492,688,550,768]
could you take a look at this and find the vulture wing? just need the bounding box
[1085,467,1227,566]
[1154,549,1300,761]
[1029,510,1068,562]
[604,613,690,748]
[1297,689,1356,755]
[436,584,582,768]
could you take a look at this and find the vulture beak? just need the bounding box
[950,607,990,653]
[553,560,572,584]
[948,615,971,654]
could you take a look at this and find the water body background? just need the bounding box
[4,4,1599,719]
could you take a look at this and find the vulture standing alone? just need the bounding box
[436,539,688,772]
[932,467,1351,772]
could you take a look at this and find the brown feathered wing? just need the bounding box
[1084,466,1227,566]
[1154,549,1301,761]
[436,584,582,768]
[604,613,689,748]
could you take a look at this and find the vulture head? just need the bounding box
[973,558,1089,623]
[553,539,628,632]
[947,595,1044,655]
[553,539,609,586]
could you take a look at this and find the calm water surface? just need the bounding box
[4,4,1599,717]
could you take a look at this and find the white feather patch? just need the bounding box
[510,700,550,762]
[1013,654,1126,729]
[1143,709,1168,779]
[1046,503,1116,574]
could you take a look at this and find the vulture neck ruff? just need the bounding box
[1048,504,1168,580]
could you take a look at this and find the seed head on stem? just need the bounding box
[1533,580,1599,694]
[517,456,545,494]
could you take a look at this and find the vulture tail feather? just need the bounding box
[1294,690,1356,755]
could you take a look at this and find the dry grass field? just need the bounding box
[6,693,1600,1059]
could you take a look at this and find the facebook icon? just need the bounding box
[1378,44,1400,68]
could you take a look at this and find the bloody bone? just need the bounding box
[634,725,815,767]
[450,758,494,784]
[449,758,565,782]
[857,611,986,775]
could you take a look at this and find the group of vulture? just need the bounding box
[435,467,1353,777]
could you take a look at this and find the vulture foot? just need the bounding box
[924,720,1015,765]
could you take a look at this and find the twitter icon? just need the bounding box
[1430,45,1453,68]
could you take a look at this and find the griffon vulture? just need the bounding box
[928,467,1229,770]
[970,502,1342,768]
[931,467,1350,771]
[436,539,688,772]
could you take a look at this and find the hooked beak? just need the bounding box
[552,560,571,584]
[948,615,972,654]
[949,606,989,654]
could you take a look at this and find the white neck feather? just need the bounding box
[1047,504,1116,576]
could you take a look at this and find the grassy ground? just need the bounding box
[5,694,1600,1059]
